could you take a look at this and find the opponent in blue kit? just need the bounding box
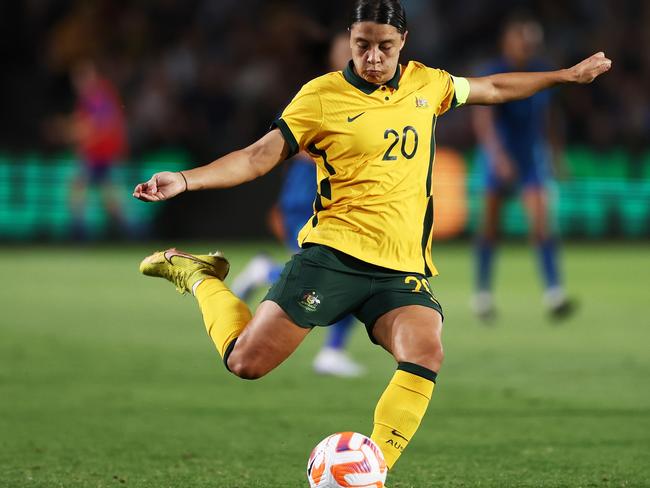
[472,15,575,321]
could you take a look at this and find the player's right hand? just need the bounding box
[133,171,186,202]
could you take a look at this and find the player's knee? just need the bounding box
[226,350,270,380]
[424,342,444,372]
[227,357,266,380]
[403,340,444,373]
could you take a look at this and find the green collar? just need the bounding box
[343,60,401,94]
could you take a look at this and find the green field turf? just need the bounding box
[1,242,649,487]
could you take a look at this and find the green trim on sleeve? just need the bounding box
[271,118,299,159]
[451,75,470,107]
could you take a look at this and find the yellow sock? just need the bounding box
[370,362,437,469]
[194,278,252,363]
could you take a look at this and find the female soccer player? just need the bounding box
[133,0,610,474]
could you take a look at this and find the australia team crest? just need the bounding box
[298,290,322,312]
[415,95,429,108]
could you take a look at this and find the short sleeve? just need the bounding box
[427,68,456,116]
[426,68,471,116]
[271,84,323,159]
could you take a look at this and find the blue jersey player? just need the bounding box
[472,15,575,321]
[231,34,364,376]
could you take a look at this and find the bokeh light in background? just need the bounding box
[1,2,649,487]
[0,0,648,241]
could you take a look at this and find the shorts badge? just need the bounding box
[298,290,322,312]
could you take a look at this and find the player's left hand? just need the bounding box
[569,52,612,84]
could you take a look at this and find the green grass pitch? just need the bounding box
[1,242,649,487]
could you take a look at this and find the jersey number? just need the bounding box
[405,275,436,302]
[382,126,419,161]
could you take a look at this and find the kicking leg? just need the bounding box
[369,305,443,469]
[140,248,309,380]
[225,300,311,379]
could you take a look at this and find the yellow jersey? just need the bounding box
[272,60,468,276]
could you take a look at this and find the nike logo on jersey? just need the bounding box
[347,112,365,122]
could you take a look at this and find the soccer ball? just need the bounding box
[307,432,387,488]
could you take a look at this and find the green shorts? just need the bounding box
[263,245,444,343]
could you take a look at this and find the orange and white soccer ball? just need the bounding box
[307,432,387,488]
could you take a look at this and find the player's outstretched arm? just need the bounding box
[465,52,612,106]
[133,128,288,202]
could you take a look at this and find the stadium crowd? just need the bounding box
[1,0,648,161]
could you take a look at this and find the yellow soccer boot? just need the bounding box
[139,248,230,294]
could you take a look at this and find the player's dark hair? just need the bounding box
[350,0,407,35]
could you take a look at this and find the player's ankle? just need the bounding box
[191,275,220,296]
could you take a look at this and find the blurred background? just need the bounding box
[1,2,649,487]
[1,0,649,241]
